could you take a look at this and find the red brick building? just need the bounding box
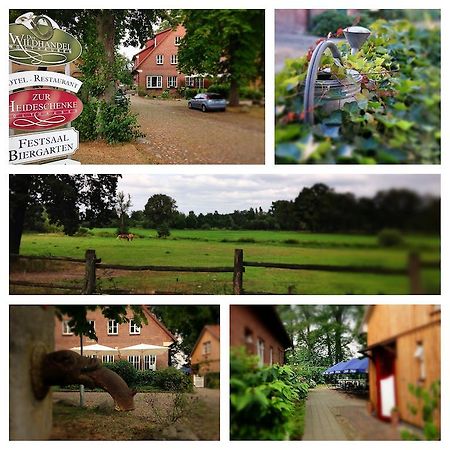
[230,305,291,366]
[55,306,175,371]
[191,325,220,375]
[132,25,207,96]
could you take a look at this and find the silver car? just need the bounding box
[188,93,227,112]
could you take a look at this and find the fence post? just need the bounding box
[408,252,422,295]
[233,249,244,295]
[83,249,96,294]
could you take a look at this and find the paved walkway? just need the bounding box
[303,386,402,440]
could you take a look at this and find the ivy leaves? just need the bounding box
[276,19,441,164]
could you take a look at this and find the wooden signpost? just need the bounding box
[8,13,83,164]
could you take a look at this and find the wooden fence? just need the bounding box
[10,248,439,295]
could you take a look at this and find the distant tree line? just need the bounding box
[122,184,440,234]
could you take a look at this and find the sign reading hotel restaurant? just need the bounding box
[9,88,83,131]
[9,71,82,93]
[9,128,79,164]
[9,22,82,67]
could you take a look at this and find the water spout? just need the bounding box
[343,26,371,55]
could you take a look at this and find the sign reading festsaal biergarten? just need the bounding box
[9,89,83,131]
[9,13,83,164]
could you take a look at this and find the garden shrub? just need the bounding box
[73,100,99,142]
[205,371,220,389]
[310,10,371,36]
[73,227,93,237]
[207,83,230,98]
[156,223,171,238]
[276,19,441,164]
[239,86,264,102]
[74,100,142,144]
[378,228,404,247]
[184,88,200,99]
[230,347,309,440]
[150,367,193,392]
[137,86,147,97]
[103,360,137,386]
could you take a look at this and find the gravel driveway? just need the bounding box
[131,96,265,164]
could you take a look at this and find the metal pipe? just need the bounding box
[303,40,344,125]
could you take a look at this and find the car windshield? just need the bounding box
[207,94,224,100]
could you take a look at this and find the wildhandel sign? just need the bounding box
[9,89,83,131]
[9,128,79,164]
[9,19,82,67]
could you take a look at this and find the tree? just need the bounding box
[143,194,178,228]
[10,175,119,255]
[177,10,264,106]
[115,191,132,234]
[151,306,220,360]
[10,10,168,102]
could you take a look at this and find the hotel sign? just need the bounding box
[9,88,83,131]
[9,128,79,164]
[9,71,82,93]
[9,22,82,67]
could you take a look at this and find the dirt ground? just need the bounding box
[51,389,220,440]
[73,96,265,164]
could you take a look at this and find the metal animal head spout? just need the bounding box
[343,26,371,55]
[38,350,136,411]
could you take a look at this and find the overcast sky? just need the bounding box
[117,174,440,214]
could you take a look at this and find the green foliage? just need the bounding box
[205,372,220,389]
[135,367,193,392]
[156,223,171,239]
[207,83,230,98]
[378,228,404,247]
[182,88,201,99]
[230,348,309,440]
[144,194,178,228]
[103,360,138,386]
[310,10,370,36]
[73,100,98,141]
[178,10,264,104]
[401,380,440,440]
[276,19,441,164]
[239,86,264,102]
[97,102,142,144]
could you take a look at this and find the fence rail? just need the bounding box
[10,248,439,295]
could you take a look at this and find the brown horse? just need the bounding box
[117,233,134,241]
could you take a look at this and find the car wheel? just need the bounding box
[188,102,192,109]
[201,104,207,112]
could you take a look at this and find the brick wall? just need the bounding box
[230,305,286,365]
[55,307,174,369]
[191,326,220,375]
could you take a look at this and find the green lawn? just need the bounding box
[12,229,440,295]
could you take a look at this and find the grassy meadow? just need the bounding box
[10,228,440,295]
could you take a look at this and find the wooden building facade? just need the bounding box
[362,305,440,429]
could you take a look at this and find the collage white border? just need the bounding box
[3,0,448,449]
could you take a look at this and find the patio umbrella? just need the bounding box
[118,343,169,370]
[323,360,348,375]
[342,357,368,374]
[70,343,119,358]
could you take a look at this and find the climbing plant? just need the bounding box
[275,19,440,164]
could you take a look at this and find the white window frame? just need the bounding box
[144,355,157,370]
[256,338,265,367]
[107,319,118,335]
[129,320,141,335]
[174,36,182,45]
[170,54,178,65]
[269,346,273,366]
[185,76,194,87]
[102,355,114,363]
[62,320,73,335]
[202,340,212,356]
[156,54,164,65]
[146,75,162,89]
[167,76,177,88]
[128,355,140,370]
[196,77,205,89]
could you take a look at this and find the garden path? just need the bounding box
[303,386,402,440]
